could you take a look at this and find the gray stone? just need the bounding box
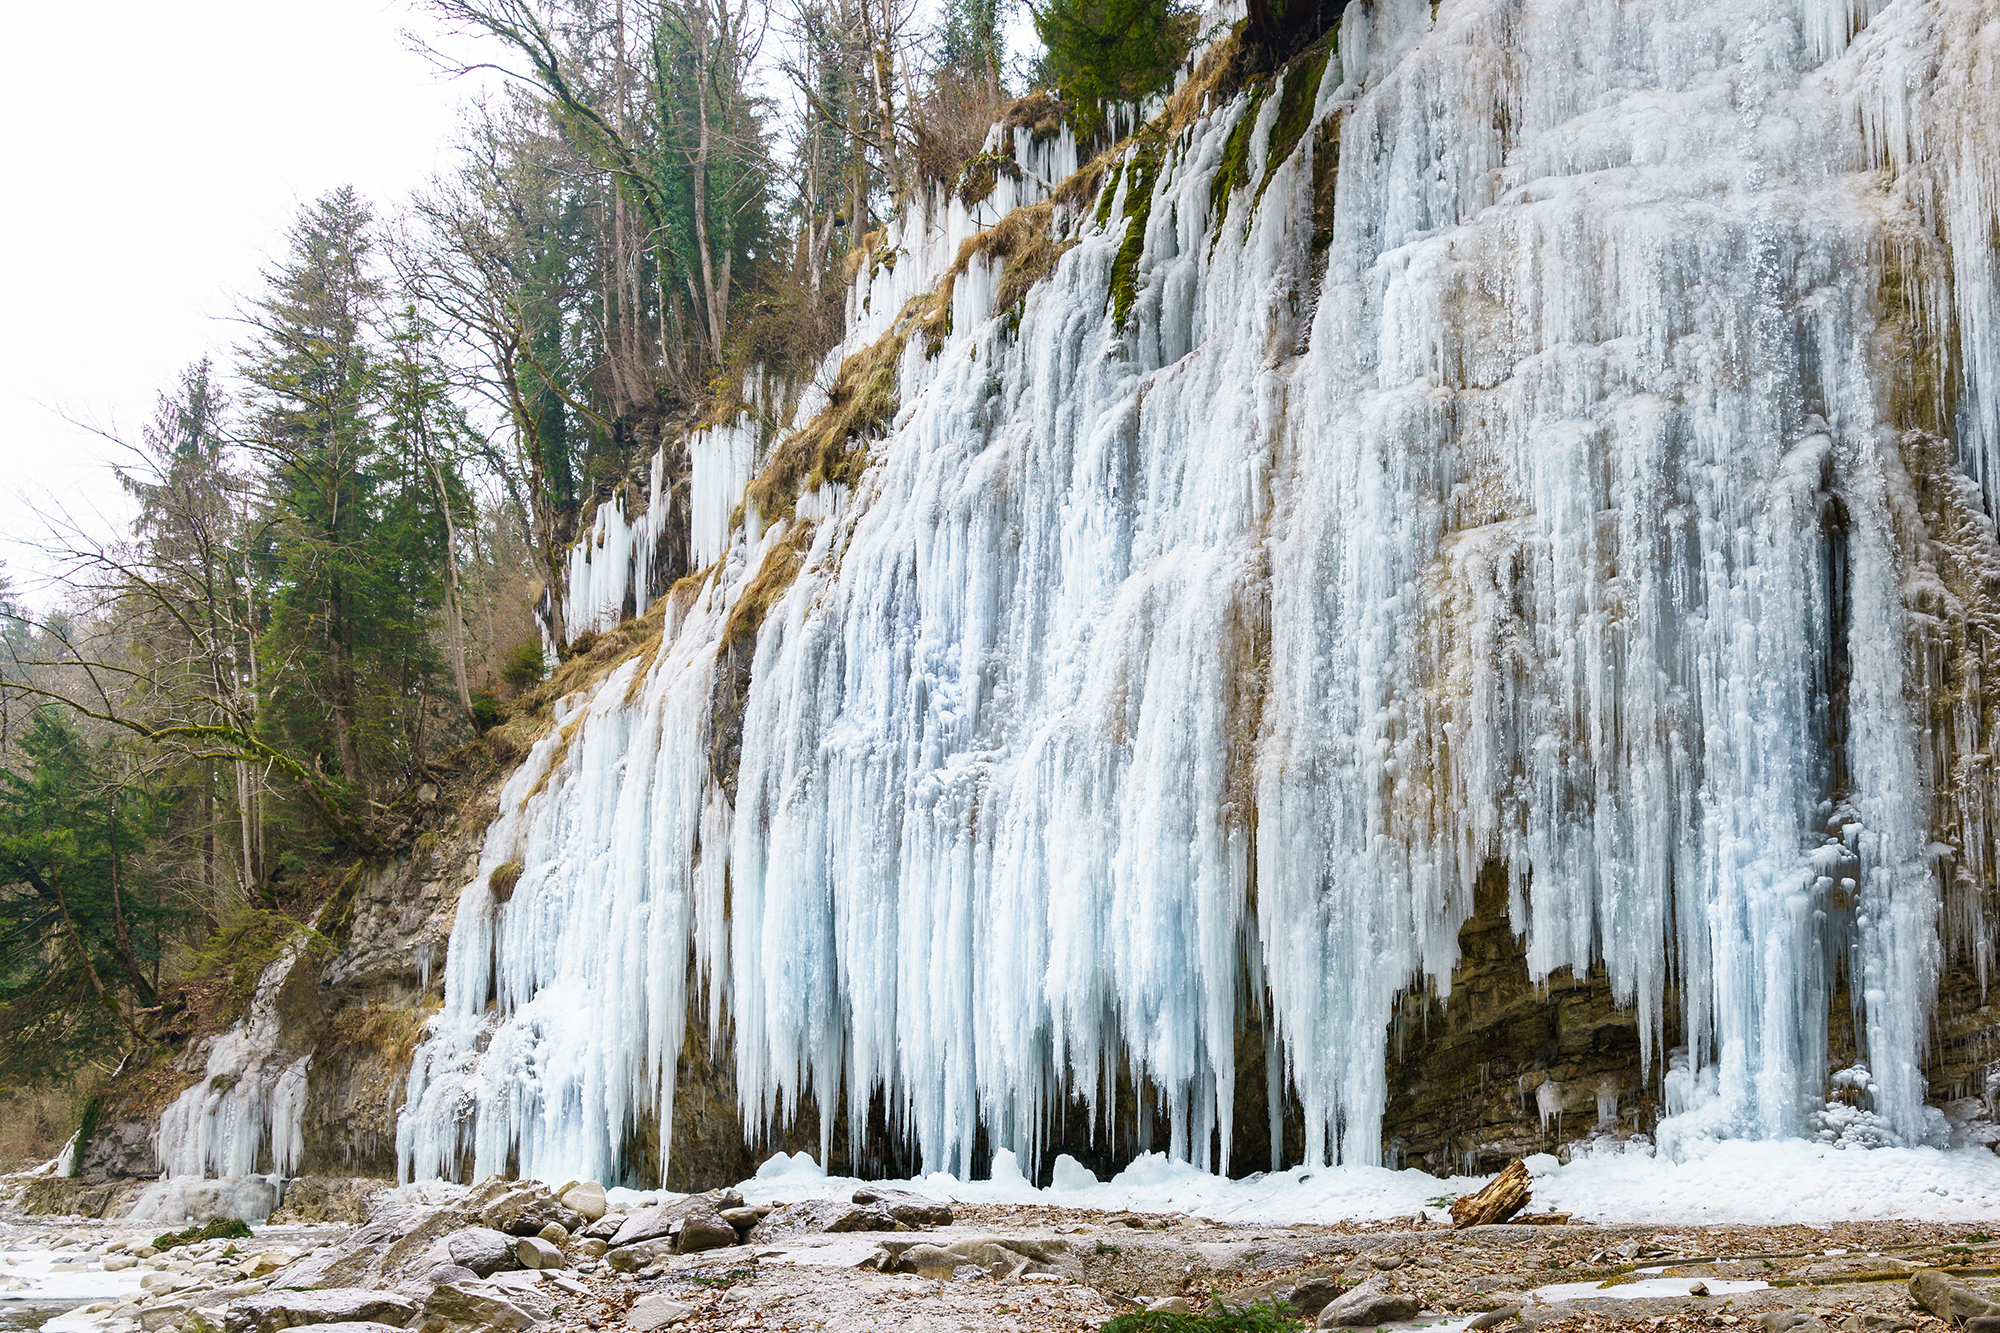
[626,1293,697,1330]
[221,1288,420,1333]
[421,1265,479,1288]
[444,1227,521,1278]
[421,1281,542,1332]
[1316,1277,1420,1328]
[559,1182,607,1221]
[1467,1307,1522,1331]
[535,1222,568,1245]
[718,1208,761,1230]
[1147,1297,1193,1313]
[513,1237,563,1270]
[1966,1319,2000,1333]
[582,1212,625,1241]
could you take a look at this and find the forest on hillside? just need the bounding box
[0,0,1217,1163]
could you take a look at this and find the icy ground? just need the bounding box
[590,1141,2000,1228]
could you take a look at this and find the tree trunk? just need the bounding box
[1451,1159,1533,1228]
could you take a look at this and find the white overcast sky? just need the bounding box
[0,0,487,603]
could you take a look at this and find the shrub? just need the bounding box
[499,639,547,693]
[153,1216,253,1252]
[470,691,504,733]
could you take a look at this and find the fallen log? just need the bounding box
[1451,1158,1533,1228]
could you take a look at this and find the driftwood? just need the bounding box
[1451,1158,1533,1228]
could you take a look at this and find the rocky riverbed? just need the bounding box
[5,1175,2000,1333]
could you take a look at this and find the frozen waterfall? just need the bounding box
[396,0,2000,1185]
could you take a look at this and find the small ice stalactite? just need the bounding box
[1596,1081,1620,1128]
[1536,1080,1564,1136]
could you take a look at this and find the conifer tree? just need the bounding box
[240,186,385,794]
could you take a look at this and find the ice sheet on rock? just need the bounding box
[124,1174,284,1225]
[397,0,2000,1188]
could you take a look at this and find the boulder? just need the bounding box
[891,1238,1055,1280]
[560,1182,607,1221]
[422,1265,479,1287]
[1317,1277,1419,1327]
[221,1288,421,1333]
[826,1207,900,1232]
[421,1281,544,1332]
[609,1191,745,1248]
[1209,1264,1342,1319]
[718,1208,762,1231]
[237,1254,293,1279]
[140,1302,208,1333]
[480,1187,584,1238]
[536,1223,569,1245]
[513,1237,563,1270]
[445,1227,522,1278]
[278,1203,480,1291]
[676,1208,740,1254]
[1757,1314,1830,1333]
[1912,1270,2000,1324]
[1466,1306,1522,1330]
[606,1239,678,1274]
[582,1212,625,1241]
[849,1186,954,1228]
[627,1294,697,1330]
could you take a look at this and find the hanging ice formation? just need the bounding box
[145,945,312,1201]
[396,0,2000,1185]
